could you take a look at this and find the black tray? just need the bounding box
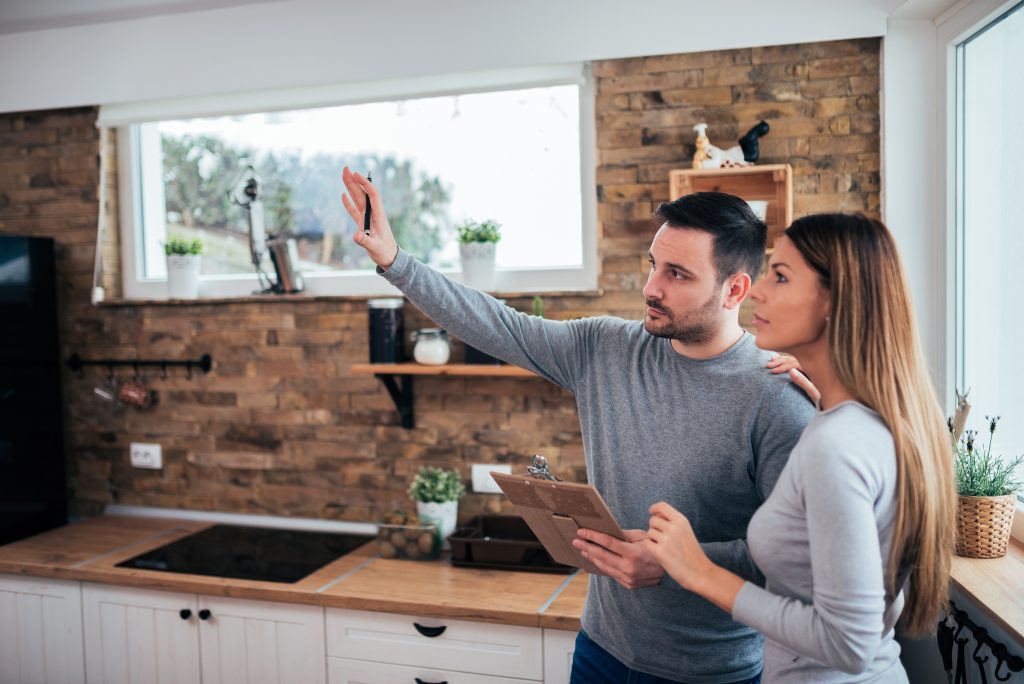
[448,515,574,574]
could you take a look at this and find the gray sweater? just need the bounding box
[732,402,908,683]
[381,249,813,682]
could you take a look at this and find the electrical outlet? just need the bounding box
[130,442,162,469]
[472,463,510,494]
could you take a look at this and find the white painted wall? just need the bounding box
[0,0,892,113]
[881,19,946,399]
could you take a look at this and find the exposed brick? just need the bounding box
[1,37,880,524]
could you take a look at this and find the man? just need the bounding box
[341,167,814,684]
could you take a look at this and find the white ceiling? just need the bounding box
[0,0,280,35]
[0,0,964,36]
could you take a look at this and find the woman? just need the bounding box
[645,213,956,683]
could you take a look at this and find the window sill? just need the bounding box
[950,505,1024,646]
[94,288,605,307]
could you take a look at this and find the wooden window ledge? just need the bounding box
[951,538,1024,645]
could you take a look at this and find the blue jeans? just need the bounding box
[569,630,762,684]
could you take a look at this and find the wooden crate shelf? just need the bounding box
[668,164,792,246]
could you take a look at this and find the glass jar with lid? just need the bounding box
[412,328,450,365]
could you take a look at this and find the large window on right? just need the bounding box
[955,1,1024,492]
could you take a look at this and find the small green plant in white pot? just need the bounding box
[456,219,501,291]
[164,236,203,299]
[408,466,465,549]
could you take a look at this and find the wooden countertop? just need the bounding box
[951,539,1024,645]
[0,515,583,630]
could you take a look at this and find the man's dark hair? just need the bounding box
[653,191,768,283]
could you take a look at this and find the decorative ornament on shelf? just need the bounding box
[692,120,770,170]
[949,388,1024,559]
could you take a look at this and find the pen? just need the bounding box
[363,172,372,236]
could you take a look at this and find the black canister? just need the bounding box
[368,298,405,363]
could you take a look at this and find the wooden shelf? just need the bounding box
[352,363,542,428]
[350,363,537,378]
[669,164,793,245]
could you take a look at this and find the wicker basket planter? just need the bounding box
[955,494,1017,558]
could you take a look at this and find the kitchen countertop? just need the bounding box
[7,515,1018,641]
[0,514,583,630]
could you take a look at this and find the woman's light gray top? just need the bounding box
[732,401,909,683]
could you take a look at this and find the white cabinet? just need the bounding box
[326,608,543,682]
[0,574,85,684]
[542,630,577,684]
[198,595,326,684]
[82,584,200,684]
[83,584,325,684]
[327,657,534,683]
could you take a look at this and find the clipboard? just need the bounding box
[490,472,627,574]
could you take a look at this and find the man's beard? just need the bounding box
[643,290,722,345]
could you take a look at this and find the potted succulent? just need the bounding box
[457,219,501,290]
[164,236,203,299]
[408,466,466,549]
[950,396,1023,558]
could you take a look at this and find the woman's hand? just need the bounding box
[645,502,713,592]
[766,353,821,404]
[646,502,746,613]
[340,166,399,269]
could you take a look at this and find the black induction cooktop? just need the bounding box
[116,524,374,584]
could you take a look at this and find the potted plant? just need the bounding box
[457,219,501,290]
[408,466,466,549]
[951,399,1023,558]
[164,236,203,299]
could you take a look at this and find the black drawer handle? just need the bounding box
[179,609,192,620]
[414,679,447,684]
[413,623,446,638]
[198,609,212,621]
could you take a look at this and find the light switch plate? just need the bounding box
[130,442,162,469]
[472,463,511,494]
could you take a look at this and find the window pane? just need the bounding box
[960,3,1024,480]
[149,84,582,278]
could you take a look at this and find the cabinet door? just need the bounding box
[198,595,326,684]
[0,574,85,684]
[82,583,200,684]
[542,629,577,684]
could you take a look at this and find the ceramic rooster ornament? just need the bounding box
[692,121,770,169]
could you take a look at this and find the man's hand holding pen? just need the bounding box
[341,166,399,270]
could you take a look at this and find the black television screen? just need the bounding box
[0,237,32,303]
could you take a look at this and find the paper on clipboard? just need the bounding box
[490,472,627,574]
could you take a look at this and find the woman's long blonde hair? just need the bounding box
[786,213,956,636]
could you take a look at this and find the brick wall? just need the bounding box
[0,38,879,523]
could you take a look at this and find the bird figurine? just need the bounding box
[692,121,770,169]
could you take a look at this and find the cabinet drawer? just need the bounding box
[326,609,542,680]
[327,656,540,684]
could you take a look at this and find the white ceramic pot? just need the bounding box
[416,500,458,550]
[166,254,201,299]
[459,242,496,291]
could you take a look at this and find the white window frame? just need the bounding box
[937,0,1024,527]
[108,64,597,300]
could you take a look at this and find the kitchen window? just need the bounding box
[953,1,1024,499]
[104,65,596,299]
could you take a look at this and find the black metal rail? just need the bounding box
[67,353,212,379]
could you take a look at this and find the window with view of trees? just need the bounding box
[123,78,592,296]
